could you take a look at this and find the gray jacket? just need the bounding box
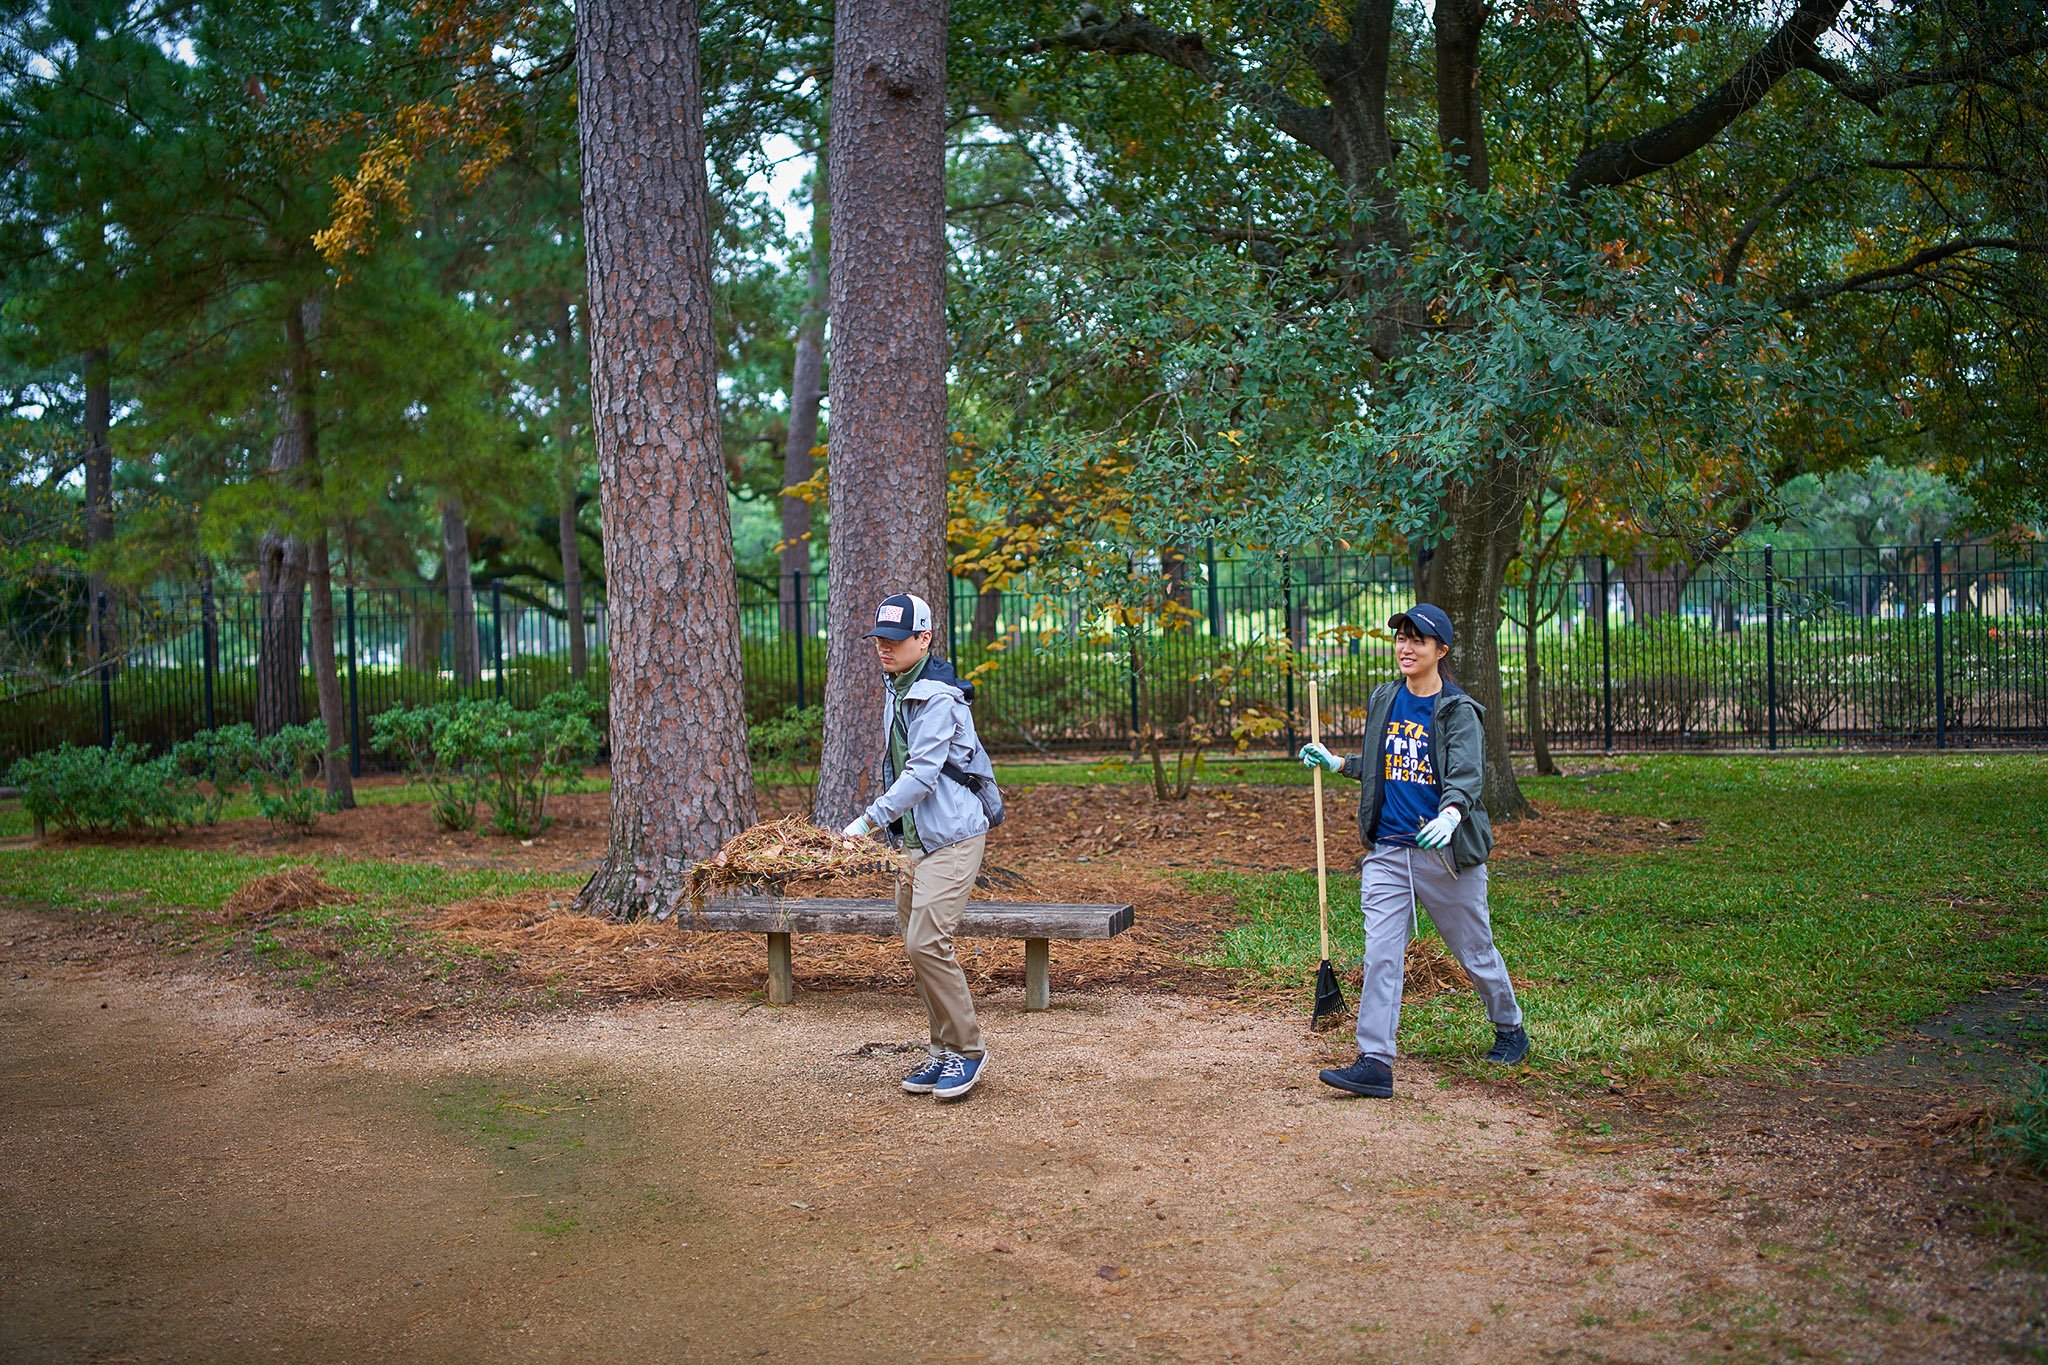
[1340,679,1495,871]
[862,665,995,853]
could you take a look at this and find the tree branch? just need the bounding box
[1797,30,2048,108]
[1038,10,1338,165]
[1776,236,2023,310]
[1566,0,1849,194]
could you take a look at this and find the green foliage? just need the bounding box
[241,722,333,833]
[172,723,256,824]
[372,700,485,831]
[1995,1069,2048,1177]
[372,687,601,838]
[5,737,196,835]
[749,704,823,767]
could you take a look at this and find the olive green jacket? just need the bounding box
[1338,679,1495,871]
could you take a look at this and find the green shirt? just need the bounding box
[888,655,929,850]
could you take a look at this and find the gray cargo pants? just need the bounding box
[1355,842,1522,1063]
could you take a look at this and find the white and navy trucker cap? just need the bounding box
[863,592,934,640]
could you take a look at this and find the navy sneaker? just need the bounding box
[1485,1025,1530,1065]
[1319,1054,1394,1098]
[933,1051,988,1102]
[901,1054,948,1094]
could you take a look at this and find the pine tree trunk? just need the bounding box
[441,496,481,686]
[255,310,309,737]
[282,297,354,809]
[82,346,116,671]
[305,531,355,809]
[1421,451,1539,821]
[573,0,756,916]
[814,0,953,827]
[780,145,828,638]
[553,294,588,680]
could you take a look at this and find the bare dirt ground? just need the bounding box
[3,906,2044,1364]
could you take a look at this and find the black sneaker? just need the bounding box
[1318,1054,1394,1098]
[1485,1025,1529,1065]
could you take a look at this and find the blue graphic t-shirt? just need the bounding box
[1377,686,1439,847]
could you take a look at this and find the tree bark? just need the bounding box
[1619,550,1694,620]
[574,0,756,916]
[814,0,953,827]
[553,294,588,680]
[82,345,115,670]
[441,496,481,686]
[1421,450,1540,820]
[780,145,829,638]
[283,297,353,809]
[304,530,355,808]
[255,311,308,737]
[970,574,1002,640]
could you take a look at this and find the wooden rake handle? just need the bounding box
[1310,679,1330,962]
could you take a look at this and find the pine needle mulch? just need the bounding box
[221,865,354,924]
[684,817,909,897]
[431,850,1248,1004]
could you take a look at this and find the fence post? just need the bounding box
[1282,554,1298,756]
[490,579,505,700]
[792,569,808,710]
[95,587,114,749]
[1765,544,1778,751]
[1598,555,1613,751]
[200,577,218,732]
[1205,539,1221,639]
[1932,537,1946,749]
[344,583,362,777]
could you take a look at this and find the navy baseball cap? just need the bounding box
[863,592,934,640]
[1388,603,1454,647]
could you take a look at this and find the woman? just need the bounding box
[1298,603,1529,1098]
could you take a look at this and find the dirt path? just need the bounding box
[1,909,2041,1363]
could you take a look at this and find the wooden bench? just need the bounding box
[683,895,1135,1009]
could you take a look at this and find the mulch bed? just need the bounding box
[52,774,1696,1011]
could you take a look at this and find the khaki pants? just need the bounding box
[895,834,987,1059]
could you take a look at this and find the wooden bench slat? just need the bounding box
[683,896,1134,941]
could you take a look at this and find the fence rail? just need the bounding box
[4,540,2044,772]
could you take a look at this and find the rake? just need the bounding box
[1308,680,1348,1031]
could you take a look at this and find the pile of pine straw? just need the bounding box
[685,816,907,897]
[221,865,353,924]
[1401,936,1476,1001]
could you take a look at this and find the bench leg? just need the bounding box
[767,932,793,1005]
[1024,938,1050,1011]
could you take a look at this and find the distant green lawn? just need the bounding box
[1196,753,2048,1085]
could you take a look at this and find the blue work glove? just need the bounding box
[842,816,874,838]
[1417,805,1463,849]
[1298,741,1342,773]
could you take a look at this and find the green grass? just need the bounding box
[1195,754,2048,1084]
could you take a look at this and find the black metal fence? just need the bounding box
[4,540,2043,771]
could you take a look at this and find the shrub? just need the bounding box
[373,688,601,838]
[372,701,484,831]
[172,723,257,824]
[242,722,333,832]
[6,738,196,836]
[467,687,603,838]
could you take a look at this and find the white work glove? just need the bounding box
[1417,805,1463,849]
[1298,741,1342,773]
[842,815,873,838]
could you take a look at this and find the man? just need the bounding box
[843,592,1001,1102]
